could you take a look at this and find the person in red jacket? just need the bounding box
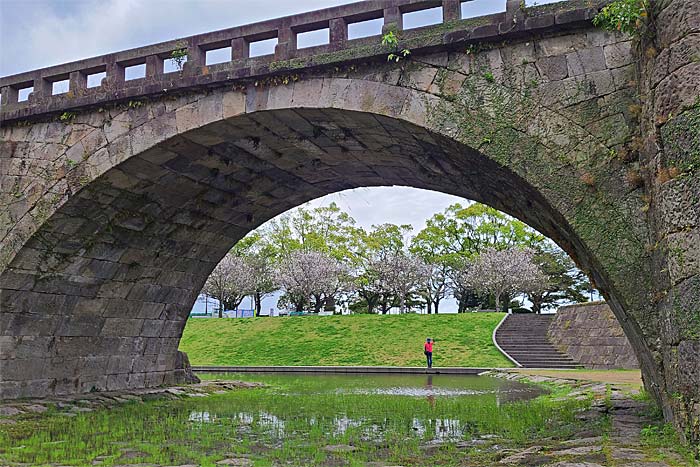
[424,338,434,368]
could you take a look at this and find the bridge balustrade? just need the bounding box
[0,0,533,117]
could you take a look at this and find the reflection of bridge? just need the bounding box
[1,0,698,445]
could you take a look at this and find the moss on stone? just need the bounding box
[661,104,700,176]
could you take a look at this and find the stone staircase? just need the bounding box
[494,314,582,368]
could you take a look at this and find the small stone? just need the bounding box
[549,463,604,467]
[0,406,23,416]
[22,404,47,413]
[215,459,253,466]
[561,436,603,446]
[323,444,357,453]
[499,446,542,464]
[552,445,603,456]
[610,448,647,460]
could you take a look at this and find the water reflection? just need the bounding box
[189,373,546,444]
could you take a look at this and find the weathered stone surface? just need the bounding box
[549,302,639,369]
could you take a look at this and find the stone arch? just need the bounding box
[1,71,655,405]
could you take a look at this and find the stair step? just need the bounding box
[495,314,583,369]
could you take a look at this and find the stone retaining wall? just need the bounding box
[548,302,639,369]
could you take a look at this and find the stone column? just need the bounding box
[640,0,700,448]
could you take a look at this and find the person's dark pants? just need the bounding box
[425,351,432,368]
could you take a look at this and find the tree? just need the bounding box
[374,252,431,313]
[527,242,591,313]
[274,250,350,313]
[266,202,358,261]
[460,247,548,312]
[202,254,256,317]
[232,232,278,316]
[351,223,412,314]
[415,202,545,311]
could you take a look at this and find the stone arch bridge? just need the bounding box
[0,0,698,444]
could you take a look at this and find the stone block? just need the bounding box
[144,371,165,387]
[0,357,47,381]
[78,375,108,393]
[536,55,569,81]
[223,90,246,119]
[654,62,700,119]
[106,373,130,391]
[398,66,438,92]
[127,372,146,389]
[1,312,60,337]
[79,355,110,377]
[666,231,699,285]
[101,318,144,337]
[140,319,165,337]
[107,354,135,374]
[603,41,634,68]
[0,379,54,398]
[566,47,607,76]
[56,315,104,337]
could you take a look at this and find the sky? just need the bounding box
[1,0,563,312]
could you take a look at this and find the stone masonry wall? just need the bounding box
[639,0,700,446]
[549,302,640,369]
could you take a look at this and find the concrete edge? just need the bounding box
[492,313,523,368]
[192,366,493,375]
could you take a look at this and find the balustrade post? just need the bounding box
[69,71,87,96]
[105,60,125,89]
[146,55,163,79]
[382,6,403,33]
[275,26,296,60]
[329,18,348,46]
[505,0,524,26]
[183,38,205,74]
[30,74,52,100]
[232,37,249,60]
[1,86,18,106]
[443,0,462,22]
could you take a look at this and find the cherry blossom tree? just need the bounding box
[274,250,351,313]
[202,254,257,318]
[374,252,431,313]
[460,247,548,312]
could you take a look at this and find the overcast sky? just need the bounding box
[0,0,557,234]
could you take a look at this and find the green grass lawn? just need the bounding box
[179,313,513,368]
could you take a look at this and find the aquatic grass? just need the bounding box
[0,373,592,466]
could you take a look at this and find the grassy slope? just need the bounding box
[180,313,513,368]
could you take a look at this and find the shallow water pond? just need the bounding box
[0,373,592,466]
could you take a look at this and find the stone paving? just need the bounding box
[480,371,696,467]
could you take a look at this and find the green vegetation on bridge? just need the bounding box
[179,313,513,368]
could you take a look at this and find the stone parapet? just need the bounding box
[0,0,606,124]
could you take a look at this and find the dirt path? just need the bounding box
[513,369,643,390]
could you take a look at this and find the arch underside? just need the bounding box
[0,106,641,398]
[0,109,599,393]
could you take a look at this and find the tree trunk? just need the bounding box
[400,295,406,314]
[426,299,432,315]
[313,294,323,313]
[255,292,263,317]
[494,294,501,313]
[458,294,467,313]
[218,288,224,318]
[433,298,440,314]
